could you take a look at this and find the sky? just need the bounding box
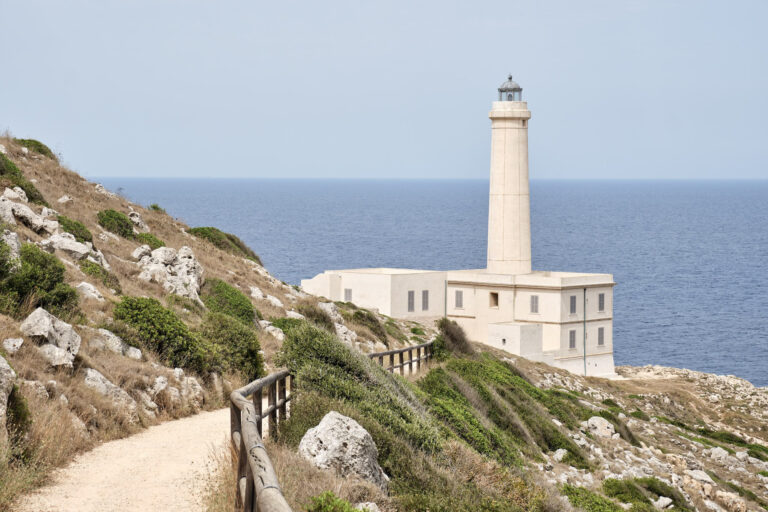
[1,0,767,180]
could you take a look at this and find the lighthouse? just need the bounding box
[486,75,532,275]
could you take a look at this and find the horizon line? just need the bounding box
[91,176,768,182]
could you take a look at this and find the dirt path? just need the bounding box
[16,408,230,512]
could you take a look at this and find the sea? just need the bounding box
[99,179,768,387]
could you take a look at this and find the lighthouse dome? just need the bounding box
[498,75,522,101]
[498,75,521,92]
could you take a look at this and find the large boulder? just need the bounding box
[3,187,28,203]
[83,368,138,422]
[76,282,104,302]
[137,246,204,303]
[128,210,149,232]
[319,302,343,323]
[5,199,58,234]
[2,338,23,355]
[39,233,111,270]
[299,411,389,492]
[1,229,21,265]
[585,416,615,438]
[20,308,81,368]
[0,355,17,442]
[88,328,141,360]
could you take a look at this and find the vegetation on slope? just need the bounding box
[188,227,262,265]
[135,232,165,250]
[97,209,135,238]
[0,152,47,205]
[201,278,254,325]
[14,138,57,161]
[197,312,263,380]
[57,215,93,243]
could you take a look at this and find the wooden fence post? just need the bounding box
[408,348,413,375]
[253,387,263,438]
[268,382,277,438]
[399,351,405,375]
[378,355,383,367]
[417,347,422,370]
[389,353,394,373]
[278,376,287,424]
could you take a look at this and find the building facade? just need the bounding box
[302,76,616,377]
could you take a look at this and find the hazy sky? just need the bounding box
[2,1,766,179]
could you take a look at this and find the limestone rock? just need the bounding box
[0,355,17,441]
[586,416,615,438]
[20,379,49,400]
[5,198,58,234]
[265,325,285,341]
[41,207,58,218]
[128,210,149,232]
[89,328,142,360]
[21,308,81,368]
[553,448,568,462]
[132,244,151,260]
[709,446,729,461]
[299,411,389,492]
[3,187,27,203]
[265,295,283,308]
[0,199,14,226]
[335,323,358,346]
[319,302,343,323]
[137,246,204,303]
[39,232,110,270]
[685,469,715,484]
[2,338,23,355]
[94,184,117,198]
[715,490,746,512]
[356,504,380,512]
[57,195,73,204]
[2,229,21,264]
[286,310,305,320]
[83,368,138,422]
[38,344,73,367]
[0,144,5,155]
[654,496,673,509]
[250,286,264,299]
[76,282,104,302]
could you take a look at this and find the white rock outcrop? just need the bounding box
[83,368,138,422]
[2,338,23,355]
[585,416,615,438]
[132,244,151,260]
[319,302,343,323]
[57,195,73,204]
[137,246,204,303]
[258,321,285,341]
[20,308,81,368]
[299,411,389,492]
[0,355,16,442]
[128,210,149,232]
[94,184,117,198]
[39,232,111,270]
[335,323,358,346]
[3,187,28,203]
[88,328,142,360]
[286,310,305,320]
[76,282,104,302]
[2,230,21,265]
[265,295,283,308]
[0,197,58,234]
[250,286,264,299]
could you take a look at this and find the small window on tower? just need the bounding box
[344,288,352,302]
[530,295,539,313]
[598,327,605,346]
[455,290,463,309]
[569,330,577,349]
[490,292,499,308]
[598,293,605,312]
[422,290,429,311]
[522,120,527,128]
[570,295,577,315]
[407,291,415,312]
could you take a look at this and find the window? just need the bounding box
[569,330,576,349]
[569,295,577,314]
[407,291,415,312]
[422,290,429,311]
[501,338,506,346]
[598,327,605,346]
[455,290,463,309]
[598,293,605,312]
[489,292,499,308]
[530,295,539,313]
[522,120,527,128]
[344,288,352,302]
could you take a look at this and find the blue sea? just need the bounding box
[100,179,768,387]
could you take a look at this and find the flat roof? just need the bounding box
[327,267,441,275]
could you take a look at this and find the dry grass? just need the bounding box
[201,440,391,512]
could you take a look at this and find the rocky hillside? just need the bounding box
[0,135,425,508]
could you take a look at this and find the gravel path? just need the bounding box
[16,408,230,512]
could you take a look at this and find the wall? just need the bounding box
[390,272,447,318]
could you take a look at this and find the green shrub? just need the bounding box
[188,226,262,264]
[410,326,425,336]
[114,296,215,373]
[148,203,165,213]
[14,138,57,160]
[630,409,650,421]
[759,470,768,478]
[296,303,334,332]
[79,260,121,294]
[135,232,165,250]
[603,479,650,505]
[306,491,358,512]
[1,243,77,315]
[97,209,135,238]
[562,484,622,512]
[0,153,47,205]
[197,312,263,380]
[436,317,474,356]
[201,278,254,325]
[634,477,692,510]
[57,215,93,243]
[352,309,387,343]
[270,317,303,333]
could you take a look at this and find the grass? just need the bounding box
[350,309,387,344]
[562,485,622,512]
[14,138,57,160]
[759,470,768,478]
[148,203,166,213]
[629,409,649,421]
[135,232,165,250]
[97,209,135,238]
[603,477,692,511]
[656,415,768,460]
[0,152,47,205]
[296,303,335,332]
[707,470,768,510]
[188,227,262,265]
[79,260,121,294]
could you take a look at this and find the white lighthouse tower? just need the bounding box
[487,76,532,275]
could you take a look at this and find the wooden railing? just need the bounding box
[230,370,293,512]
[368,341,433,376]
[230,340,433,511]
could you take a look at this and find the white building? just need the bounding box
[303,76,616,377]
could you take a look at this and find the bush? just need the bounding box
[114,296,215,373]
[188,226,262,264]
[296,303,335,332]
[97,209,134,238]
[135,232,165,250]
[562,484,622,512]
[410,327,425,336]
[14,138,57,160]
[1,243,78,315]
[197,312,263,380]
[306,491,358,512]
[79,260,121,294]
[435,318,474,356]
[270,317,303,333]
[603,479,650,505]
[351,309,387,343]
[148,203,165,213]
[201,278,254,325]
[57,215,93,243]
[630,409,650,421]
[0,153,47,205]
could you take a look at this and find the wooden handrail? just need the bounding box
[230,340,434,511]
